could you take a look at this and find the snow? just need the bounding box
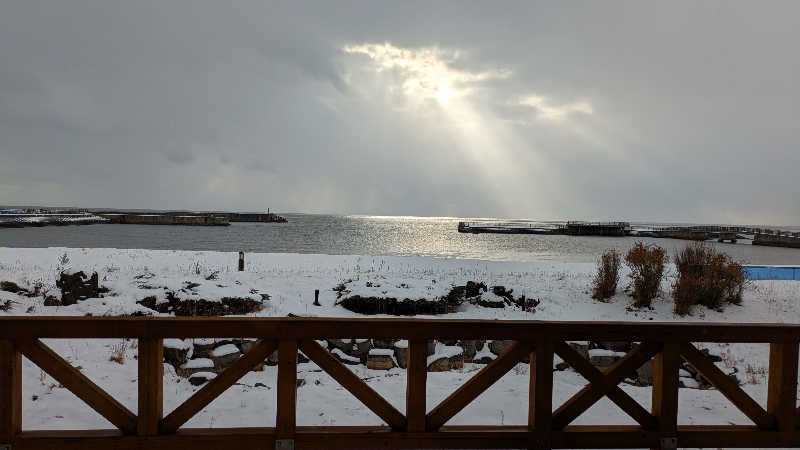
[211,344,240,357]
[180,358,213,369]
[368,348,394,357]
[331,348,360,363]
[163,338,192,350]
[2,247,800,433]
[588,349,626,358]
[428,344,463,365]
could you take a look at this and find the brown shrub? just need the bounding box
[592,249,621,301]
[624,242,667,308]
[672,242,745,315]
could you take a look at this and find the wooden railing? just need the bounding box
[1,317,800,449]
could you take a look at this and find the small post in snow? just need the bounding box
[313,289,320,306]
[238,251,245,272]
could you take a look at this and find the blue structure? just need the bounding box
[743,266,800,281]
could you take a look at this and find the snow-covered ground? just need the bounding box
[1,247,798,437]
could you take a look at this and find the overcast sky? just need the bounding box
[1,1,799,224]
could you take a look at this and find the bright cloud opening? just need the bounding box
[519,95,593,122]
[343,42,509,105]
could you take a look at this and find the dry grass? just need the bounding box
[672,242,745,316]
[591,249,621,301]
[108,340,128,365]
[624,242,666,308]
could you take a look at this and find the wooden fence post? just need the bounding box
[652,343,679,450]
[406,340,428,432]
[530,338,553,447]
[238,252,245,272]
[276,340,298,449]
[137,338,163,436]
[767,341,799,432]
[1,340,21,446]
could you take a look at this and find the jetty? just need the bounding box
[458,221,800,249]
[97,213,230,226]
[457,221,630,236]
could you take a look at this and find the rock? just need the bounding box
[350,339,372,362]
[589,349,624,369]
[372,339,397,349]
[367,349,396,370]
[188,372,216,386]
[136,294,263,316]
[598,341,631,353]
[0,281,25,294]
[459,340,479,361]
[192,339,217,358]
[635,359,654,386]
[701,348,723,363]
[239,339,259,354]
[178,358,215,377]
[163,339,192,367]
[427,345,464,372]
[427,340,436,356]
[57,271,106,305]
[43,296,61,306]
[296,378,306,388]
[326,339,350,354]
[331,348,361,365]
[266,349,279,366]
[489,340,515,356]
[211,344,241,371]
[298,351,309,364]
[473,354,495,364]
[567,342,590,360]
[489,340,530,363]
[555,361,570,371]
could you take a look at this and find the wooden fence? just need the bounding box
[1,317,800,449]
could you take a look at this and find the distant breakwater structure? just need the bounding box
[457,221,800,249]
[0,210,287,228]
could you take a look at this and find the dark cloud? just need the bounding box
[0,1,799,224]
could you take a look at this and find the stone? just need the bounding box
[57,271,106,305]
[567,342,590,361]
[43,296,61,306]
[489,340,515,356]
[635,359,654,386]
[178,358,215,377]
[192,339,217,358]
[589,349,623,369]
[211,344,241,371]
[163,339,191,367]
[188,372,216,386]
[372,339,397,349]
[239,339,259,354]
[331,348,361,365]
[367,351,396,370]
[459,340,479,362]
[488,340,530,363]
[598,341,631,353]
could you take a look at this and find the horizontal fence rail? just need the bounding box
[1,317,800,450]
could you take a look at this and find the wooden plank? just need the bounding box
[298,339,406,430]
[767,341,799,431]
[406,340,428,432]
[530,338,553,441]
[652,342,680,437]
[553,340,657,429]
[0,339,22,443]
[160,340,278,433]
[681,342,774,429]
[4,316,800,342]
[427,341,530,431]
[137,338,163,436]
[276,339,298,440]
[552,342,661,430]
[19,339,137,434]
[12,425,800,449]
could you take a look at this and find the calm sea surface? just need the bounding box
[1,214,799,264]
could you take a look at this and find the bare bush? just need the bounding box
[672,242,745,316]
[624,242,666,308]
[592,249,621,301]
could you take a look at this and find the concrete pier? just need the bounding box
[753,231,800,249]
[98,214,229,226]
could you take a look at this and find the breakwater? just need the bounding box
[98,213,229,226]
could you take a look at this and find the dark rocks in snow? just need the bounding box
[136,294,263,316]
[337,295,451,316]
[57,271,108,305]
